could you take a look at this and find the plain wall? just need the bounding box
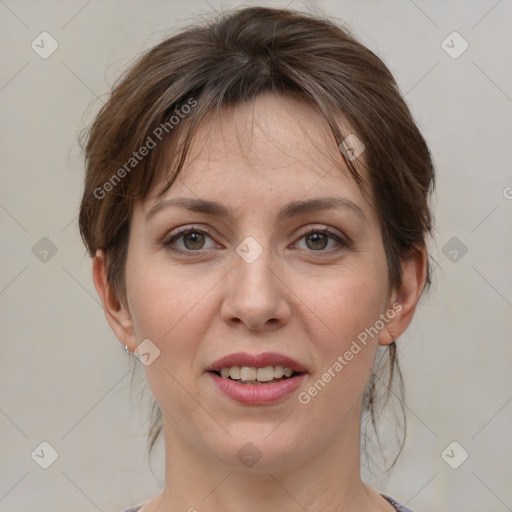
[1,0,511,511]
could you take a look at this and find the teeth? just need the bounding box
[217,365,296,382]
[229,367,240,379]
[240,366,257,381]
[274,365,284,378]
[256,366,274,382]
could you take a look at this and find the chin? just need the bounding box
[204,424,306,471]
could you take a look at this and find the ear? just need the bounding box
[379,244,427,346]
[92,249,137,352]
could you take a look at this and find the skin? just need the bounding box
[93,92,426,512]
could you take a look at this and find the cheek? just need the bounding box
[124,260,218,428]
[302,256,388,344]
[126,253,216,336]
[123,252,241,438]
[295,259,389,409]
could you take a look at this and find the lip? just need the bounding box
[206,351,308,373]
[208,371,307,405]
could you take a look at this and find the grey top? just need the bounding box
[120,494,414,511]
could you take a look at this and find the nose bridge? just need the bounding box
[234,241,279,303]
[237,248,275,292]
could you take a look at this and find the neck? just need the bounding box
[145,411,384,512]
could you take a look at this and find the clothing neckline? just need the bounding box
[125,494,412,512]
[381,493,414,512]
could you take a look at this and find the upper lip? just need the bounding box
[206,352,308,373]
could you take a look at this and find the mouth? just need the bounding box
[206,351,308,382]
[205,352,308,404]
[210,365,305,385]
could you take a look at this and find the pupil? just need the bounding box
[307,233,327,250]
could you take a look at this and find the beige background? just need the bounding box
[1,0,511,511]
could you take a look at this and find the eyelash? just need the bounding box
[163,226,351,257]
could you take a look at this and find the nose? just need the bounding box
[220,247,291,332]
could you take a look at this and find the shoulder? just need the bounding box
[381,494,415,512]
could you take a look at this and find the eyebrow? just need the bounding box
[145,196,367,224]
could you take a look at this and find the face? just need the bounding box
[119,92,397,470]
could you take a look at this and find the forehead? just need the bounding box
[145,92,373,214]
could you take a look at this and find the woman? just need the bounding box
[79,6,435,512]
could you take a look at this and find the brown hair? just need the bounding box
[79,6,435,468]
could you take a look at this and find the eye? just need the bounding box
[163,226,349,255]
[164,227,217,252]
[295,228,348,252]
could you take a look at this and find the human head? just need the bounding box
[79,6,435,466]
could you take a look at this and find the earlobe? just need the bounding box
[92,249,137,351]
[379,245,427,346]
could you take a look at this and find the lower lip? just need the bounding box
[208,372,307,405]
